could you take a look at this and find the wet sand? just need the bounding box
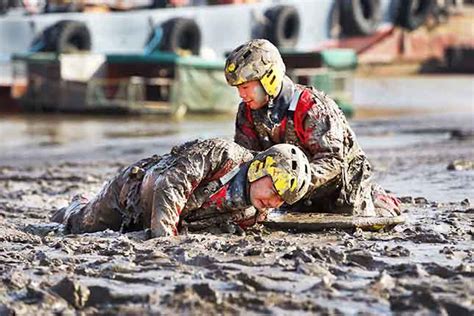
[0,111,473,314]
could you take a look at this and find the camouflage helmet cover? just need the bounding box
[248,143,312,205]
[225,39,286,98]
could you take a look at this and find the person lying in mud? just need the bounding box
[51,138,312,237]
[225,39,400,217]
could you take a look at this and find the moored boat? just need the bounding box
[11,51,240,117]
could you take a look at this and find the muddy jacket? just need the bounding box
[55,139,258,237]
[235,76,382,216]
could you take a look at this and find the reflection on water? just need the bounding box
[0,109,472,203]
[0,113,236,164]
[353,75,474,110]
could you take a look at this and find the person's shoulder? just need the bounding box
[173,138,229,150]
[204,138,234,148]
[292,86,318,114]
[170,138,237,160]
[302,86,342,112]
[185,138,242,152]
[302,86,326,101]
[205,138,252,155]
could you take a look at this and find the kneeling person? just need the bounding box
[51,139,311,237]
[225,39,400,217]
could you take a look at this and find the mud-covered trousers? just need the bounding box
[51,166,138,234]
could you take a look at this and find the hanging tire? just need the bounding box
[264,5,300,49]
[395,0,435,31]
[0,0,11,14]
[159,17,201,56]
[340,0,382,36]
[36,20,91,53]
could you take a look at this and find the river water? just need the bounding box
[0,75,473,315]
[0,75,473,200]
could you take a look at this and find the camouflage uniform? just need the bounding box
[234,77,400,216]
[51,139,260,237]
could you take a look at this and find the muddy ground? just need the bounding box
[0,112,473,315]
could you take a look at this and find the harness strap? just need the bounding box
[288,88,303,112]
[285,88,303,144]
[201,164,241,196]
[219,165,242,186]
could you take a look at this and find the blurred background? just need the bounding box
[0,0,473,202]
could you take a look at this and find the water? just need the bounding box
[353,75,474,110]
[1,73,473,202]
[0,113,236,165]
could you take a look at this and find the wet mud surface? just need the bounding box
[0,112,473,315]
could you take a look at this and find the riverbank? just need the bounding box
[0,110,472,314]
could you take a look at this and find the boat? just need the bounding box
[0,0,440,57]
[0,0,469,115]
[11,51,240,117]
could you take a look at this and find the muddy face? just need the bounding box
[249,176,284,211]
[237,80,269,110]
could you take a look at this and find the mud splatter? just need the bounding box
[0,112,472,314]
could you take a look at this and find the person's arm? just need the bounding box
[302,103,345,193]
[234,103,261,151]
[150,153,208,237]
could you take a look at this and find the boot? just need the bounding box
[50,195,88,224]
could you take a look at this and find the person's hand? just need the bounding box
[255,208,271,223]
[148,227,173,239]
[218,220,245,236]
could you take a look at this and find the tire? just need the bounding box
[340,0,382,36]
[444,47,463,70]
[159,18,201,56]
[264,5,300,49]
[38,20,91,53]
[396,0,435,30]
[0,0,10,14]
[21,0,47,14]
[150,0,167,8]
[3,0,21,13]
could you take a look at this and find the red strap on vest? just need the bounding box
[242,89,315,144]
[279,117,288,140]
[201,184,229,209]
[292,89,315,144]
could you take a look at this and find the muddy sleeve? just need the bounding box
[234,103,261,151]
[303,106,345,193]
[150,154,209,237]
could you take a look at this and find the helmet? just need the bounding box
[247,144,311,205]
[225,39,285,98]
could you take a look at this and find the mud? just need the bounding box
[0,112,473,315]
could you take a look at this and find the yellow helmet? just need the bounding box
[225,39,286,98]
[247,144,311,205]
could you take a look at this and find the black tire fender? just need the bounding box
[340,0,382,36]
[36,20,91,53]
[264,5,300,49]
[159,17,201,55]
[395,0,435,30]
[0,0,10,14]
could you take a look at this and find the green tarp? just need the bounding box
[320,49,358,70]
[172,63,240,113]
